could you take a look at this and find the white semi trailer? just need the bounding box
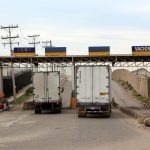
[33,72,62,114]
[76,66,111,117]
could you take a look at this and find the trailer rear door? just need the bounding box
[76,67,92,103]
[92,66,110,103]
[47,72,60,101]
[76,66,110,104]
[33,73,46,102]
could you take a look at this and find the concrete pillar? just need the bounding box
[148,79,150,107]
[0,65,4,98]
[71,64,75,91]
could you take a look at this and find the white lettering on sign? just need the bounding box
[134,46,150,51]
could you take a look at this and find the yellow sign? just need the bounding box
[132,51,150,55]
[89,52,110,56]
[100,92,108,96]
[45,52,66,56]
[14,53,36,56]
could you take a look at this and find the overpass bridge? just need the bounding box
[0,55,150,68]
[0,54,150,100]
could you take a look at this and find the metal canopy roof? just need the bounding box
[0,55,150,64]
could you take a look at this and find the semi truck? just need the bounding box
[33,71,62,114]
[76,65,112,117]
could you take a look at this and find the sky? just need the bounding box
[0,0,150,56]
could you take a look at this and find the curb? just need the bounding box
[0,104,14,113]
[112,98,150,126]
[0,109,4,112]
[0,108,8,112]
[0,103,9,112]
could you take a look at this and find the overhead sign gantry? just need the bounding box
[0,55,150,64]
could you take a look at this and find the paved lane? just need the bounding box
[112,80,150,115]
[0,108,150,150]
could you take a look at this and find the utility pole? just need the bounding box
[28,34,40,48]
[42,41,53,72]
[42,40,52,48]
[28,34,40,72]
[1,25,19,101]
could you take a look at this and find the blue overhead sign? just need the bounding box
[88,46,110,56]
[132,46,150,55]
[45,47,66,52]
[132,46,150,51]
[89,46,110,52]
[45,47,66,56]
[14,47,36,56]
[14,47,35,53]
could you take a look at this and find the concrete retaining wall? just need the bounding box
[112,69,148,98]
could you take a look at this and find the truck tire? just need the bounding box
[35,109,41,114]
[78,113,82,118]
[78,112,86,118]
[105,105,111,117]
[105,113,110,118]
[35,109,39,114]
[38,109,41,114]
[105,110,111,118]
[110,104,112,114]
[57,109,61,113]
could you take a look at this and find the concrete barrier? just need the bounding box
[23,102,34,110]
[138,114,150,124]
[112,98,119,108]
[144,118,150,127]
[112,98,150,126]
[120,107,138,119]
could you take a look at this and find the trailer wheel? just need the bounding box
[38,109,41,114]
[110,105,112,114]
[35,109,41,114]
[78,113,82,118]
[57,109,61,113]
[78,112,86,118]
[105,110,111,118]
[35,109,39,114]
[105,113,110,118]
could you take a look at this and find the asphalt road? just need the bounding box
[112,80,150,115]
[0,108,150,150]
[111,80,143,108]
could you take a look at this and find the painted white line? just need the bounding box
[0,114,28,127]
